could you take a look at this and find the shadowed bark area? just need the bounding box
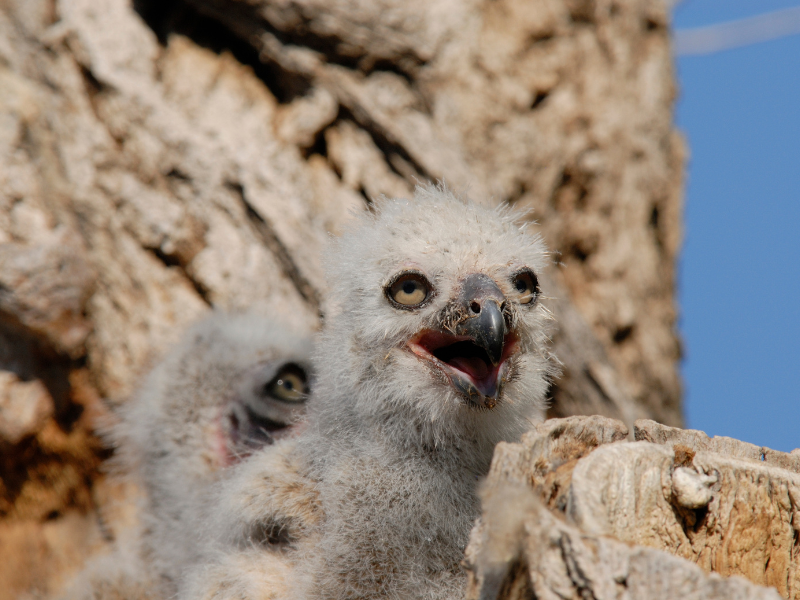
[0,0,683,596]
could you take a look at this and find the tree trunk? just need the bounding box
[466,416,800,600]
[0,0,683,596]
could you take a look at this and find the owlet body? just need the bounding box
[57,312,313,600]
[182,184,555,600]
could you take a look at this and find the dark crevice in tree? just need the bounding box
[363,58,418,86]
[225,181,322,314]
[582,366,617,409]
[387,152,427,183]
[346,108,430,183]
[476,557,536,600]
[186,269,212,303]
[0,424,109,519]
[187,0,355,70]
[507,180,529,206]
[134,0,311,103]
[566,0,595,26]
[649,205,659,229]
[78,65,105,97]
[329,108,430,185]
[650,204,665,251]
[134,0,423,104]
[671,499,709,537]
[0,325,108,519]
[559,532,598,600]
[530,31,556,45]
[145,246,213,307]
[531,90,550,109]
[575,186,589,209]
[569,243,589,263]
[568,162,594,210]
[301,118,332,160]
[645,18,661,32]
[187,0,426,77]
[148,246,182,269]
[552,170,590,212]
[77,66,127,150]
[165,167,191,182]
[133,1,432,188]
[0,322,79,428]
[613,325,634,344]
[358,185,371,204]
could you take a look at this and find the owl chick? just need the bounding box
[58,312,313,600]
[182,184,554,600]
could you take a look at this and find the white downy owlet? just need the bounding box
[58,312,313,600]
[181,184,555,600]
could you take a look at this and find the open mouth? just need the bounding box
[408,330,518,408]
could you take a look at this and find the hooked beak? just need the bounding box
[454,274,507,366]
[408,274,516,409]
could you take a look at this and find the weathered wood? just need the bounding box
[467,486,783,600]
[467,416,800,599]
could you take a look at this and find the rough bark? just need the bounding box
[0,0,682,596]
[466,489,783,600]
[465,416,800,599]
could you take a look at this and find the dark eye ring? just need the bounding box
[264,363,308,402]
[385,271,433,309]
[511,269,539,305]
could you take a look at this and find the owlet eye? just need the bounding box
[512,270,539,305]
[264,364,308,402]
[387,272,432,308]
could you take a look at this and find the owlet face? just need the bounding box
[225,359,311,456]
[323,185,552,425]
[131,314,314,478]
[385,267,540,409]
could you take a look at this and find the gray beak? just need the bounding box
[454,273,507,365]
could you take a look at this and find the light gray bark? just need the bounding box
[466,416,800,600]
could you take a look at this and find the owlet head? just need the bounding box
[318,184,554,440]
[117,312,313,499]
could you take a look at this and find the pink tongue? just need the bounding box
[448,356,490,380]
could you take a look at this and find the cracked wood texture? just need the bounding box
[465,416,800,600]
[0,0,682,596]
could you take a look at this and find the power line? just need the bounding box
[674,6,800,55]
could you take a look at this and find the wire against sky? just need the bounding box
[674,6,800,55]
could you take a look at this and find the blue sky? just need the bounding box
[673,1,800,451]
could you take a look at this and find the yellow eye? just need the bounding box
[387,272,432,308]
[266,364,308,402]
[512,270,539,305]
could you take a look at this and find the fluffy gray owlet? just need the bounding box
[180,184,555,600]
[57,312,313,600]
